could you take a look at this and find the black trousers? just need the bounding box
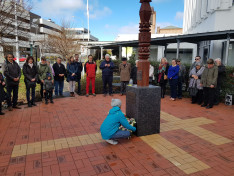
[7,85,19,107]
[102,76,113,94]
[44,90,53,102]
[0,103,2,112]
[177,77,183,98]
[159,82,167,98]
[203,87,215,107]
[121,81,129,94]
[214,84,222,104]
[40,83,44,99]
[192,89,203,104]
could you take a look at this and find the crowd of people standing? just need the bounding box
[0,52,227,115]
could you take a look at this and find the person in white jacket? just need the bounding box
[149,64,155,84]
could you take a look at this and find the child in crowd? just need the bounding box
[100,99,136,145]
[0,72,6,115]
[43,73,54,104]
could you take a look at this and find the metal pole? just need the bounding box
[119,45,122,60]
[225,34,230,65]
[87,0,90,42]
[100,46,103,60]
[14,2,19,64]
[164,44,168,57]
[30,44,33,56]
[176,39,180,59]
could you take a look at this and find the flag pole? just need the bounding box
[87,0,90,42]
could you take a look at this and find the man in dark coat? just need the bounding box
[53,57,66,96]
[214,58,226,105]
[75,54,83,95]
[130,60,138,84]
[100,54,114,96]
[2,54,21,111]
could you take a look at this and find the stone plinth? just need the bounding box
[126,85,161,136]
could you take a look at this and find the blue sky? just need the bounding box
[32,0,184,41]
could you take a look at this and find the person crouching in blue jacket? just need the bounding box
[100,99,136,145]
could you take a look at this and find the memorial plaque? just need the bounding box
[137,70,142,81]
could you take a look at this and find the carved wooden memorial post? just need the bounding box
[126,0,161,136]
[138,0,152,87]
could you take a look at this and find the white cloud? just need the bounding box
[175,11,184,21]
[32,0,85,19]
[89,6,112,19]
[119,23,139,34]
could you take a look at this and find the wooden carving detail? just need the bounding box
[138,0,152,87]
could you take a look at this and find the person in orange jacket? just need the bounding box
[85,55,97,97]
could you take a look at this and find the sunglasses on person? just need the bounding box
[195,59,200,61]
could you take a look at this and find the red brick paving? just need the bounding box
[0,94,234,176]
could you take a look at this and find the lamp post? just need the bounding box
[137,0,152,87]
[29,40,34,56]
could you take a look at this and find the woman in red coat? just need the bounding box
[85,55,97,97]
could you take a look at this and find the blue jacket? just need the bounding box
[168,65,180,80]
[99,60,114,76]
[100,107,136,140]
[67,62,78,81]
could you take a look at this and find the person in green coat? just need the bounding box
[200,59,218,109]
[38,57,54,100]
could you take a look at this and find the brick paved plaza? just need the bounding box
[0,95,234,176]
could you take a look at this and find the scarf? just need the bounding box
[28,63,33,68]
[158,63,167,82]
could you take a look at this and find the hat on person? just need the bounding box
[122,57,127,61]
[111,99,122,108]
[207,58,214,64]
[41,56,47,61]
[105,54,110,58]
[176,59,181,62]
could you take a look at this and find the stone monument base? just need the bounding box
[126,85,161,136]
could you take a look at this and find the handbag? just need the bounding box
[189,80,198,96]
[26,79,36,88]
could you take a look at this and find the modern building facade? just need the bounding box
[183,0,234,65]
[0,4,98,67]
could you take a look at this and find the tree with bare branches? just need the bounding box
[41,21,81,60]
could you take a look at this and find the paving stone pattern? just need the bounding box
[0,94,234,176]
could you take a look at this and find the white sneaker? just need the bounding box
[105,140,118,145]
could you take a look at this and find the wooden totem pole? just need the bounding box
[138,0,152,87]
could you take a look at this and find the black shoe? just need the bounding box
[86,94,89,97]
[201,104,207,107]
[0,112,5,115]
[109,94,113,96]
[121,93,124,96]
[13,106,21,109]
[32,102,37,106]
[206,106,213,109]
[192,102,196,104]
[45,101,48,105]
[93,93,96,97]
[178,97,182,99]
[50,100,54,104]
[28,102,32,107]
